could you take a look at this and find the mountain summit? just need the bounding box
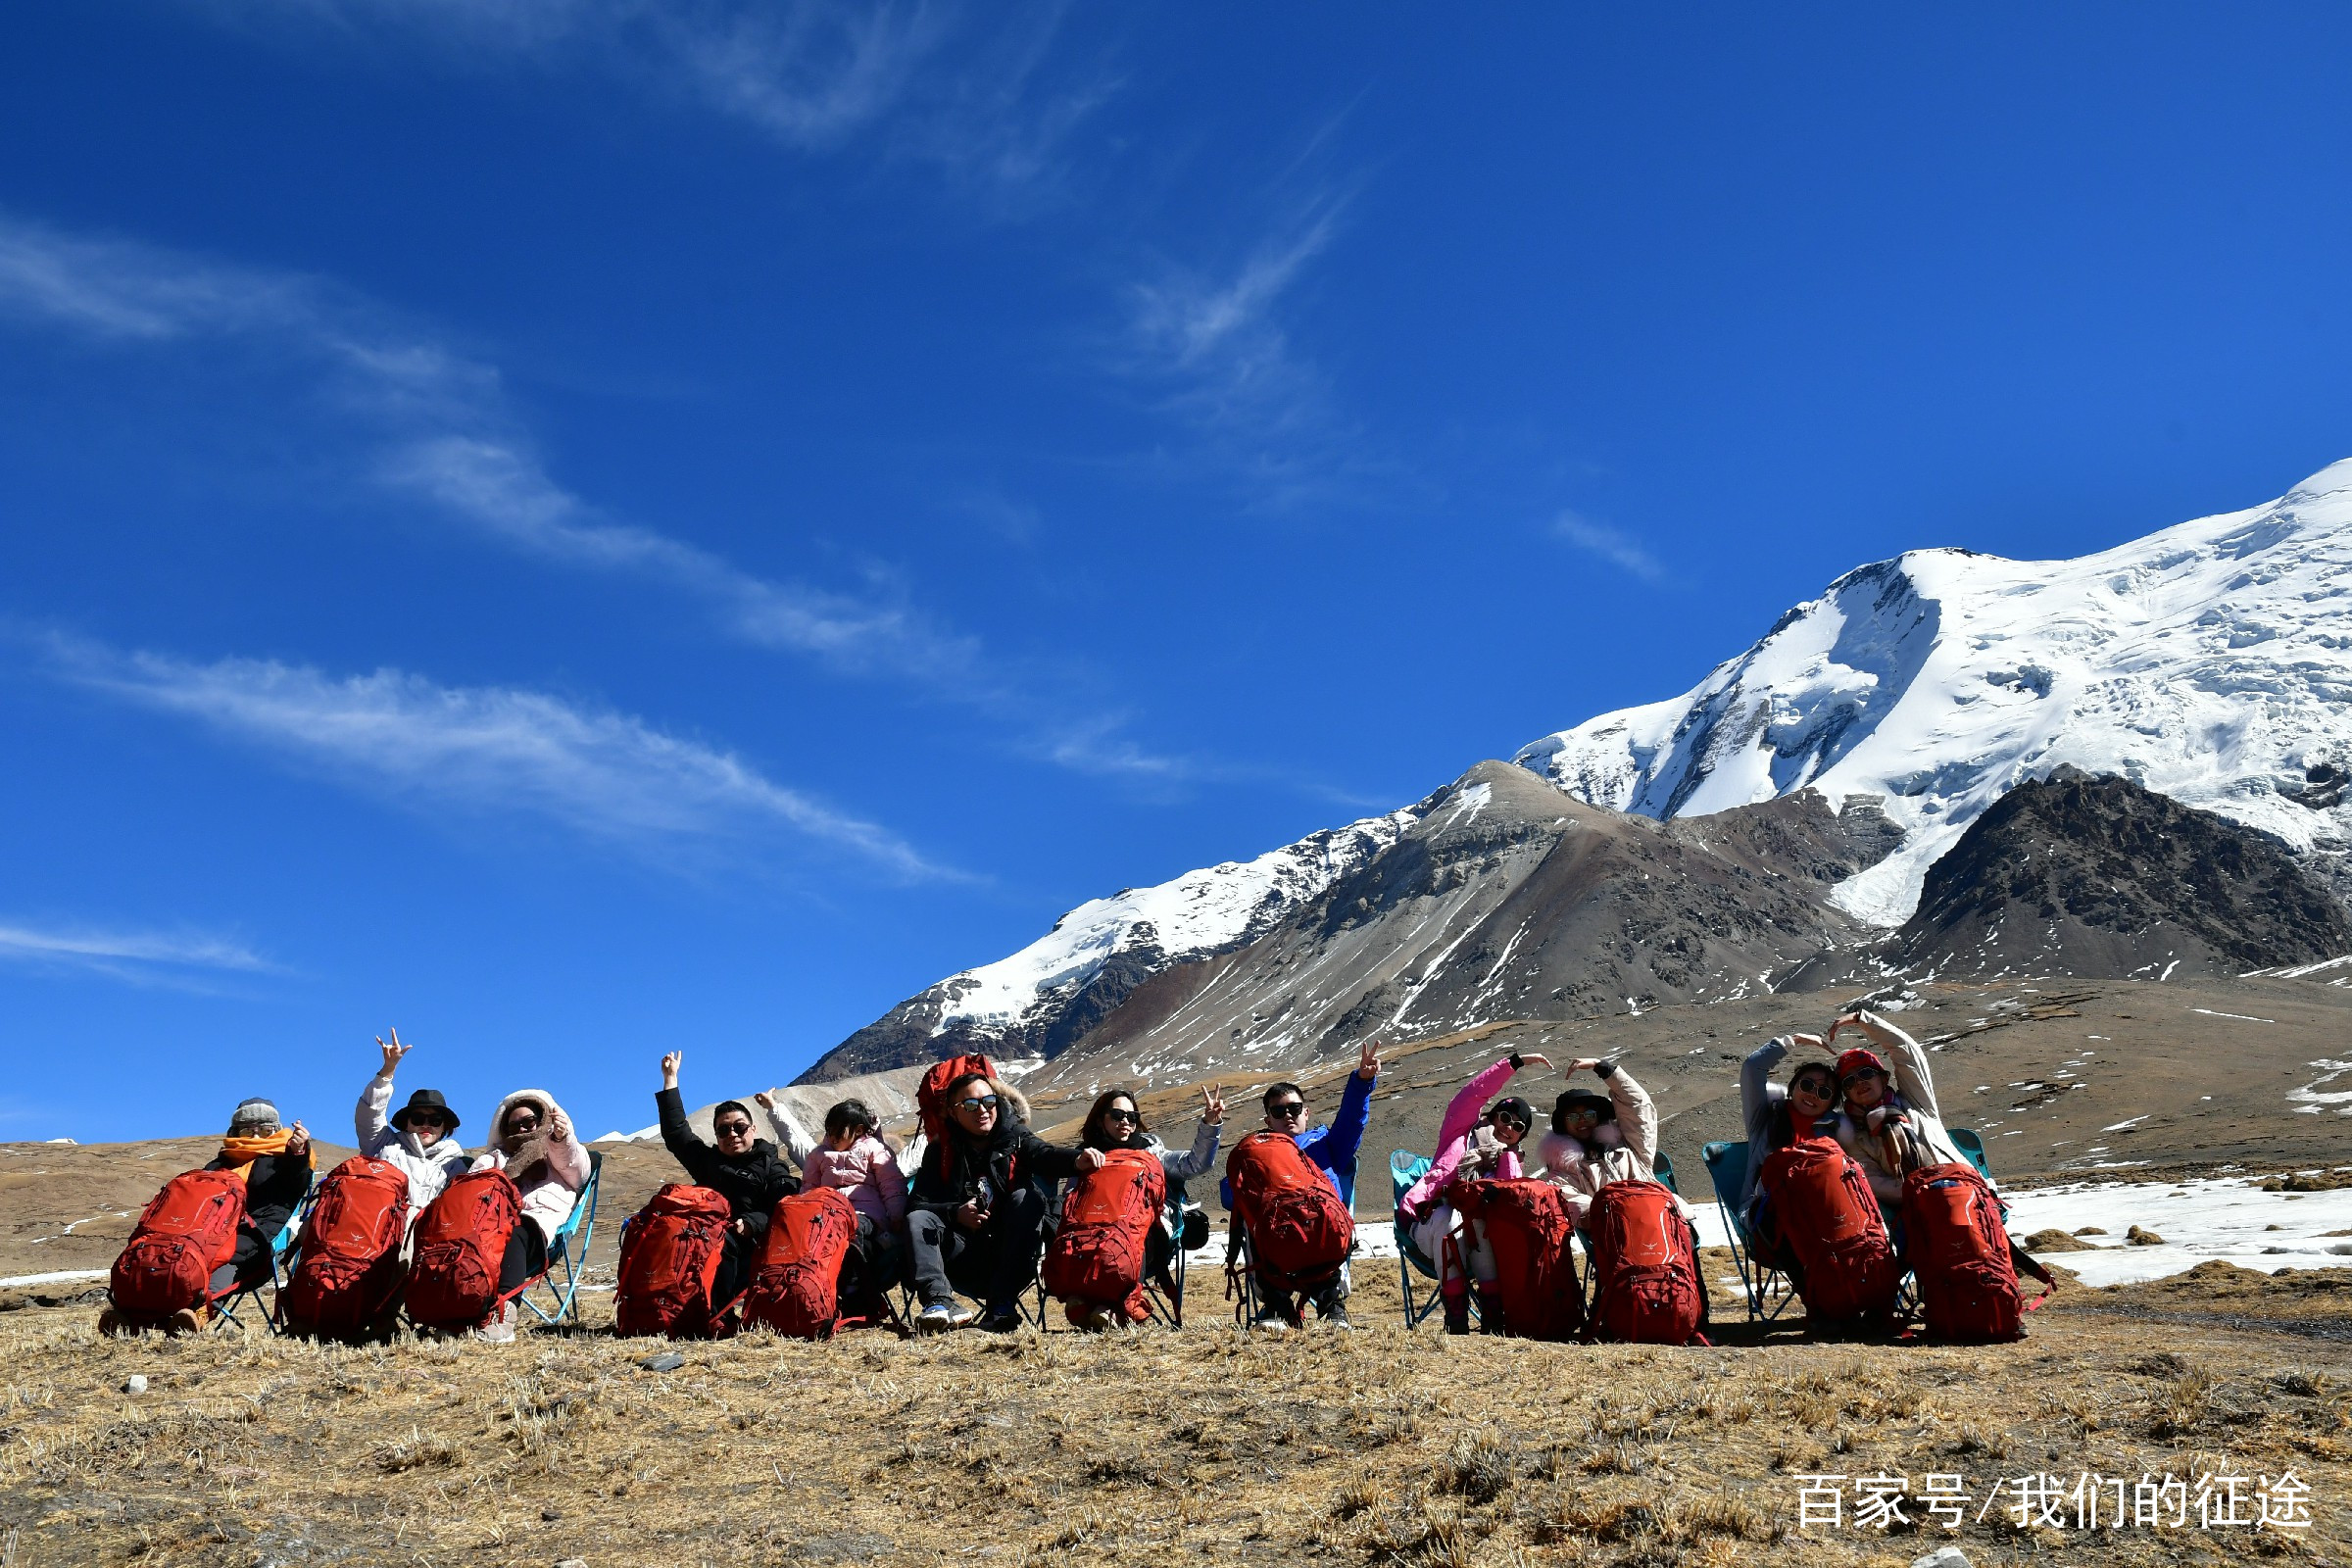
[805,461,2352,1084]
[1516,459,2352,923]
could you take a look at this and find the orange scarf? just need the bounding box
[218,1129,301,1183]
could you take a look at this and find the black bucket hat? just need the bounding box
[1551,1088,1616,1134]
[391,1088,460,1135]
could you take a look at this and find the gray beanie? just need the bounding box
[229,1097,280,1131]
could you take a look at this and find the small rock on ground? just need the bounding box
[637,1351,684,1373]
[121,1375,146,1395]
[1912,1547,1974,1568]
[2126,1224,2166,1246]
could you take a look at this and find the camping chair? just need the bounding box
[1653,1151,1679,1195]
[1389,1150,1482,1331]
[518,1152,601,1328]
[1700,1141,1796,1321]
[1141,1201,1204,1329]
[213,1182,314,1335]
[1949,1127,1991,1181]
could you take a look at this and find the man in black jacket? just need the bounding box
[657,1052,800,1310]
[908,1071,1102,1334]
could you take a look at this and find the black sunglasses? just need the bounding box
[955,1095,1001,1112]
[1102,1108,1139,1125]
[714,1120,754,1136]
[409,1112,450,1127]
[1792,1076,1837,1098]
[1840,1069,1886,1088]
[1267,1101,1306,1119]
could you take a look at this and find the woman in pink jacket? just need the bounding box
[1396,1051,1549,1335]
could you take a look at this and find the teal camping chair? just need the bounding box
[1390,1150,1485,1331]
[1949,1127,1992,1181]
[1700,1141,1795,1322]
[519,1151,601,1328]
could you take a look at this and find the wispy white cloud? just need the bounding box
[0,212,1233,794]
[0,921,270,977]
[45,636,946,880]
[196,0,1108,200]
[1553,510,1666,583]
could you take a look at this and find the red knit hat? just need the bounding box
[1835,1048,1887,1083]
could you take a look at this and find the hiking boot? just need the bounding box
[915,1300,975,1334]
[1320,1301,1355,1332]
[1442,1295,1471,1336]
[1250,1303,1294,1334]
[96,1308,123,1338]
[168,1307,203,1337]
[1476,1291,1507,1337]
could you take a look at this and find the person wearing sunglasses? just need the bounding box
[1396,1050,1551,1335]
[1825,1008,1972,1225]
[464,1086,591,1342]
[906,1070,1103,1334]
[656,1051,800,1318]
[1054,1084,1226,1331]
[1220,1036,1383,1330]
[354,1027,472,1221]
[1538,1056,1690,1232]
[1735,1031,1844,1272]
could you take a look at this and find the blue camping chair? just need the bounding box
[214,1181,314,1335]
[1390,1150,1483,1331]
[518,1152,601,1328]
[1949,1127,1991,1181]
[1700,1141,1796,1322]
[1653,1151,1680,1196]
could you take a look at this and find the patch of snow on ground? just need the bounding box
[0,1269,107,1289]
[2003,1177,2352,1287]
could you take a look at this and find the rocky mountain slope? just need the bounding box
[1517,457,2352,923]
[1020,760,1895,1097]
[797,808,1417,1082]
[1886,767,2352,981]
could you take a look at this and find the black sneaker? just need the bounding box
[975,1308,1023,1334]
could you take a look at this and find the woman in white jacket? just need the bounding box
[353,1030,471,1220]
[466,1087,590,1342]
[1535,1058,1692,1227]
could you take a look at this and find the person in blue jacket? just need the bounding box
[1224,1037,1379,1330]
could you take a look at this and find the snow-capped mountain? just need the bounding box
[795,808,1418,1081]
[1517,459,2352,924]
[808,458,2352,1083]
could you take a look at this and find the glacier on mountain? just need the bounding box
[1515,458,2352,924]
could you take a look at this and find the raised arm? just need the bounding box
[1739,1035,1788,1130]
[1160,1085,1226,1183]
[753,1091,816,1167]
[1834,1010,1939,1120]
[1597,1061,1657,1167]
[357,1030,408,1150]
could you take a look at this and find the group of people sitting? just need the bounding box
[103,1005,2046,1345]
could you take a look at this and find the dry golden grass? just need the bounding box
[3,1261,2349,1566]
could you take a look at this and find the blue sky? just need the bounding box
[6,4,2352,1143]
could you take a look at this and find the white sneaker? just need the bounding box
[475,1301,517,1344]
[1250,1304,1294,1334]
[916,1300,976,1334]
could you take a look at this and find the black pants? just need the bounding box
[840,1215,903,1305]
[207,1222,276,1297]
[906,1185,1047,1313]
[497,1220,550,1295]
[712,1229,758,1310]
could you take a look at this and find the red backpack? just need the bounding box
[1449,1178,1581,1342]
[1757,1137,1900,1330]
[1226,1131,1353,1296]
[1902,1162,2026,1343]
[1586,1179,1705,1345]
[110,1169,248,1322]
[916,1054,998,1155]
[739,1188,861,1340]
[282,1157,410,1339]
[406,1169,523,1328]
[614,1185,735,1340]
[1042,1149,1167,1321]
